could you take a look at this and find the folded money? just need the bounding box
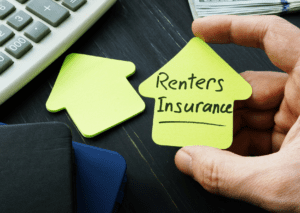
[188,0,300,19]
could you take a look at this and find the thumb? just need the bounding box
[174,145,279,207]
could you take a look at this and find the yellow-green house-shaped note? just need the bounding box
[139,37,252,148]
[46,54,145,138]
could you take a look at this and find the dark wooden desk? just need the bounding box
[1,1,299,212]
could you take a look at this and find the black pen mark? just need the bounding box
[159,121,225,127]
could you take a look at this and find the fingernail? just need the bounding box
[175,149,193,177]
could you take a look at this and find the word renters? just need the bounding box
[156,72,224,91]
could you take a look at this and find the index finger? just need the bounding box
[192,15,300,73]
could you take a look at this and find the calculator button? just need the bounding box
[0,1,16,20]
[0,25,14,46]
[0,52,13,74]
[5,36,32,59]
[24,21,50,43]
[62,0,87,12]
[26,0,70,27]
[15,0,28,3]
[7,11,33,31]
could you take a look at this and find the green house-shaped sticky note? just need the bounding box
[46,54,145,138]
[139,37,252,149]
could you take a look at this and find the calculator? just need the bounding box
[0,0,117,105]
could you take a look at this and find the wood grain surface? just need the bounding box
[1,0,299,212]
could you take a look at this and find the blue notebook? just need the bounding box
[73,142,127,213]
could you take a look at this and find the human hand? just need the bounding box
[175,15,300,212]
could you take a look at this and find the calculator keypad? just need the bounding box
[0,25,14,46]
[5,36,32,59]
[0,51,13,74]
[26,0,70,27]
[0,0,87,73]
[7,10,32,31]
[0,0,16,20]
[62,0,87,12]
[24,21,50,43]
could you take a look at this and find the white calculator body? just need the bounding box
[0,0,116,105]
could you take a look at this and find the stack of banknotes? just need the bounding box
[188,0,299,19]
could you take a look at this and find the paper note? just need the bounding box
[139,37,252,148]
[46,54,145,138]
